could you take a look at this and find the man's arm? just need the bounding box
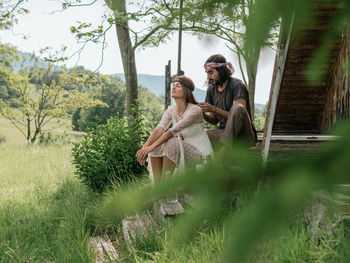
[199,102,229,121]
[199,97,247,122]
[203,112,219,126]
[234,97,246,108]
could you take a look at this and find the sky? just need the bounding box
[0,0,276,104]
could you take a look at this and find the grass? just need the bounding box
[0,118,95,262]
[120,210,346,263]
[0,116,348,262]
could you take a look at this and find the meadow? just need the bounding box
[0,118,95,262]
[0,117,347,262]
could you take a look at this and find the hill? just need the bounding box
[11,51,61,73]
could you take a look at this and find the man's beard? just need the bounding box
[207,78,218,89]
[208,78,217,85]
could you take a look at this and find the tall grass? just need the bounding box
[0,118,95,262]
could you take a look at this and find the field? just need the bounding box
[0,118,95,262]
[0,117,347,262]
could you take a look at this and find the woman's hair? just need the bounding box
[205,54,232,86]
[174,75,198,105]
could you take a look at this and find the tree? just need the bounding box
[0,43,20,102]
[0,61,106,143]
[0,0,29,30]
[72,73,126,131]
[158,0,278,118]
[61,0,179,117]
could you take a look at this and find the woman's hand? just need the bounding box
[136,145,154,165]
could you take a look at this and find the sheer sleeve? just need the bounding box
[170,105,203,135]
[157,106,172,130]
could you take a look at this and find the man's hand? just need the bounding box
[198,102,216,113]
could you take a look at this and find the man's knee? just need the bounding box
[205,129,224,142]
[205,129,224,151]
[229,103,246,118]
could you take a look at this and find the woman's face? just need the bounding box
[171,81,185,100]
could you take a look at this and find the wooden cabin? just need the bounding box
[262,1,349,161]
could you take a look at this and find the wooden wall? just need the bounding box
[271,4,341,134]
[321,26,350,131]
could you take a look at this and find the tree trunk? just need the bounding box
[245,49,260,120]
[26,114,31,143]
[106,0,138,117]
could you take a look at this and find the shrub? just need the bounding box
[72,109,149,193]
[38,131,71,145]
[0,134,6,144]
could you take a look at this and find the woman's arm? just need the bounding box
[143,126,164,148]
[136,129,173,165]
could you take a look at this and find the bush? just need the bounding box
[72,110,149,193]
[38,131,71,145]
[0,134,6,144]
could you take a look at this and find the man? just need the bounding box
[198,54,257,147]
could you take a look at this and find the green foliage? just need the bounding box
[0,179,94,262]
[0,60,106,143]
[0,133,6,144]
[139,85,163,128]
[0,43,20,103]
[0,141,96,262]
[254,105,266,131]
[100,121,350,262]
[72,78,163,132]
[0,1,29,30]
[38,131,71,145]
[72,73,126,131]
[243,0,350,83]
[72,107,149,193]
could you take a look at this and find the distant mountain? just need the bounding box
[113,73,265,109]
[11,51,61,73]
[255,103,266,111]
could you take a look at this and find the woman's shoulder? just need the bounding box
[188,103,201,111]
[165,105,176,114]
[187,104,202,115]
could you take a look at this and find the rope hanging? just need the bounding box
[177,0,184,75]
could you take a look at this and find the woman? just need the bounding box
[136,75,213,182]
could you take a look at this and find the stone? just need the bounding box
[122,211,158,245]
[153,198,184,224]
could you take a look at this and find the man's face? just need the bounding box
[205,68,219,85]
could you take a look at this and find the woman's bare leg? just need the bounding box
[162,156,176,176]
[150,156,163,182]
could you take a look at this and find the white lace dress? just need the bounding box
[149,103,213,170]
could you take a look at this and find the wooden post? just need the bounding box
[165,60,171,109]
[262,15,294,164]
[177,0,183,75]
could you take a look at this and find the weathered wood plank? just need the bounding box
[262,14,294,163]
[89,235,119,263]
[277,99,326,105]
[280,80,328,87]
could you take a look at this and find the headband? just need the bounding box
[204,62,235,75]
[174,77,194,91]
